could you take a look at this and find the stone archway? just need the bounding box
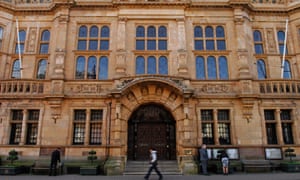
[127,103,176,160]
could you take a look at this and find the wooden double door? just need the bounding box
[127,104,176,160]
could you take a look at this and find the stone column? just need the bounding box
[275,109,284,144]
[115,18,127,77]
[213,109,219,145]
[20,109,27,145]
[84,109,91,145]
[177,18,188,77]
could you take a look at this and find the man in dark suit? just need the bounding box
[199,144,209,175]
[49,147,61,176]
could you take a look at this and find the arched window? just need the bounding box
[158,56,168,75]
[283,60,292,79]
[207,56,217,79]
[196,56,205,79]
[147,56,156,74]
[158,26,167,50]
[216,26,226,50]
[0,27,3,49]
[75,56,86,79]
[89,26,98,50]
[136,26,145,50]
[36,59,47,79]
[253,30,264,54]
[218,56,228,79]
[205,26,214,50]
[87,56,97,79]
[277,30,288,54]
[194,26,204,50]
[100,26,109,50]
[15,30,26,54]
[136,56,145,74]
[78,26,87,50]
[147,26,156,50]
[11,59,21,78]
[39,30,50,54]
[99,56,108,79]
[257,59,266,79]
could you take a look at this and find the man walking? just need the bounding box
[144,148,163,180]
[49,147,61,176]
[199,144,209,175]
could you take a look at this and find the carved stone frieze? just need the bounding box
[66,84,104,94]
[195,84,231,94]
[27,27,37,53]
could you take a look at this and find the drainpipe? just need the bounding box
[106,102,112,161]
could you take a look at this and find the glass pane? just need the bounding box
[195,40,204,50]
[147,40,156,50]
[217,40,226,50]
[283,60,292,79]
[73,124,85,144]
[194,26,203,37]
[280,110,291,120]
[9,123,22,144]
[206,40,215,50]
[79,26,87,37]
[39,44,49,54]
[12,60,21,78]
[277,31,285,42]
[264,110,275,120]
[100,40,109,50]
[90,26,99,37]
[76,56,85,79]
[37,59,47,79]
[101,26,110,37]
[207,56,217,79]
[147,56,156,74]
[216,26,225,37]
[91,110,103,121]
[136,56,145,74]
[205,26,214,37]
[15,44,24,54]
[90,123,102,145]
[202,123,214,145]
[196,56,205,79]
[77,40,87,50]
[99,56,108,80]
[158,26,167,37]
[26,123,38,145]
[41,30,50,41]
[147,26,156,37]
[266,123,278,144]
[201,110,213,121]
[136,26,145,37]
[89,40,98,50]
[255,44,264,54]
[136,40,145,50]
[218,123,231,145]
[158,56,168,75]
[257,59,266,79]
[253,30,262,41]
[158,40,167,50]
[19,30,26,41]
[282,123,294,144]
[87,56,97,79]
[219,56,228,80]
[74,110,86,121]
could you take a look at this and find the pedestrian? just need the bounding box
[199,144,209,175]
[220,150,229,175]
[144,148,163,180]
[49,147,61,176]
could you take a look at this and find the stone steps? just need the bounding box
[123,160,182,175]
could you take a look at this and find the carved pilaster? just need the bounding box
[177,50,189,77]
[115,50,127,77]
[241,98,255,123]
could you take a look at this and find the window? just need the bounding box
[136,25,167,51]
[194,25,226,51]
[253,30,264,54]
[135,56,168,75]
[264,109,294,145]
[277,30,288,55]
[36,59,47,79]
[201,109,231,145]
[77,25,110,51]
[195,56,228,80]
[257,59,267,79]
[283,60,292,79]
[75,56,109,80]
[0,26,3,50]
[9,109,40,145]
[15,30,26,54]
[73,109,103,145]
[11,59,21,79]
[39,30,50,54]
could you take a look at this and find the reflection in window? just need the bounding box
[277,31,288,55]
[136,25,167,51]
[75,56,85,79]
[36,59,47,79]
[12,59,21,78]
[253,30,264,54]
[257,59,267,79]
[39,30,50,54]
[283,60,291,79]
[15,30,26,54]
[99,56,108,80]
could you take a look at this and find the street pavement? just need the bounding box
[1,173,300,180]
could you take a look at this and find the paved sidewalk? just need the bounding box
[1,173,300,180]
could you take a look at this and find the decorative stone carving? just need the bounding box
[266,28,276,53]
[27,27,37,53]
[141,86,148,96]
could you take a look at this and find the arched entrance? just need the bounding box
[127,103,176,160]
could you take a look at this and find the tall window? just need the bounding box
[77,25,110,51]
[15,30,26,54]
[0,26,3,50]
[195,56,228,80]
[201,109,231,145]
[136,25,167,51]
[75,56,109,80]
[257,59,267,79]
[135,56,168,75]
[194,25,226,50]
[264,109,294,145]
[283,60,292,79]
[26,110,39,145]
[36,59,47,79]
[73,109,103,145]
[9,110,23,145]
[39,30,50,54]
[11,59,21,78]
[277,30,288,55]
[253,30,264,54]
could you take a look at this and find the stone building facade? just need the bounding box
[0,0,299,174]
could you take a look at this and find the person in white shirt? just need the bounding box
[144,148,163,180]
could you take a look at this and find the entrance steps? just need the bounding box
[123,160,182,175]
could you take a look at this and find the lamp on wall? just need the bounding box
[52,115,58,124]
